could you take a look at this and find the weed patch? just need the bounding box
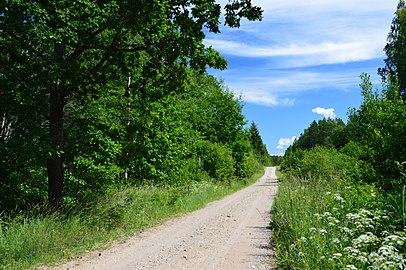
[272,173,406,269]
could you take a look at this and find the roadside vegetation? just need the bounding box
[0,170,264,270]
[272,3,406,268]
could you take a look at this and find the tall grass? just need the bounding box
[0,171,263,270]
[272,148,405,269]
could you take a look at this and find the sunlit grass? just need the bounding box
[271,174,406,269]
[0,169,263,270]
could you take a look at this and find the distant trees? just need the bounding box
[379,0,406,98]
[287,118,347,152]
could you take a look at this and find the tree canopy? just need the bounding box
[0,0,263,206]
[379,0,406,98]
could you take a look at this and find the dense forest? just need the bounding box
[273,1,406,268]
[0,0,273,212]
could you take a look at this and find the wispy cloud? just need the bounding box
[209,1,399,156]
[210,0,397,66]
[205,39,383,67]
[218,69,362,107]
[208,0,398,107]
[312,107,336,119]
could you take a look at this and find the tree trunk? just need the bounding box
[47,85,65,207]
[48,43,65,207]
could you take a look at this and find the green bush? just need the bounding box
[198,141,235,182]
[281,147,360,182]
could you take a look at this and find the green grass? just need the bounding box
[271,173,405,269]
[0,170,264,270]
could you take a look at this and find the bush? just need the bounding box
[281,146,360,182]
[198,141,235,182]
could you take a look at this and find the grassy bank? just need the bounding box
[0,170,264,270]
[272,149,405,269]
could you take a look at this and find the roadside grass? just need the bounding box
[0,169,264,270]
[271,173,406,269]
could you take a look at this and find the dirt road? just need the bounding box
[53,167,278,270]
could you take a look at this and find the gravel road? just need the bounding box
[52,167,278,270]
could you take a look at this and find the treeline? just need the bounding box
[0,1,271,212]
[282,72,406,191]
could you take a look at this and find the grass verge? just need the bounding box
[271,173,405,269]
[0,169,264,270]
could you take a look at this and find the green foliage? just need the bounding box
[197,141,236,182]
[281,146,366,183]
[347,73,406,190]
[290,118,348,151]
[248,122,272,165]
[0,0,263,206]
[379,0,406,98]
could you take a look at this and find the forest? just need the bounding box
[273,1,406,268]
[0,0,271,211]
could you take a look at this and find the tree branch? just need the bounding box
[85,33,120,78]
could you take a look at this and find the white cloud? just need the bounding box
[277,136,297,149]
[312,107,336,119]
[212,68,362,107]
[205,39,382,64]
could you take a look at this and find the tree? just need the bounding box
[0,0,263,206]
[347,73,406,189]
[248,122,270,163]
[379,0,406,98]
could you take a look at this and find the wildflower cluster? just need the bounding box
[304,192,406,269]
[272,169,406,270]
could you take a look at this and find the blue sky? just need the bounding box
[206,0,399,155]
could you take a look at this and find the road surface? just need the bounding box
[50,167,278,270]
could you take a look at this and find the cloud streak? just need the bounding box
[205,39,384,67]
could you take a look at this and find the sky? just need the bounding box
[206,0,399,155]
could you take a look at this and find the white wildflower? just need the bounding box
[332,238,340,244]
[319,229,327,235]
[334,194,345,202]
[333,253,342,258]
